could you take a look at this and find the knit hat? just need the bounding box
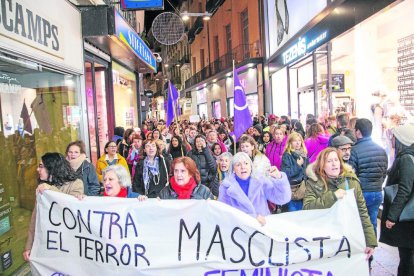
[331,135,354,147]
[253,124,263,133]
[392,123,414,146]
[269,114,277,120]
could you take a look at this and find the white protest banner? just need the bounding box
[30,190,369,275]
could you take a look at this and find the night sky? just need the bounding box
[144,0,181,32]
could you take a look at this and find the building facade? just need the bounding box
[0,0,85,274]
[184,0,264,120]
[264,0,412,138]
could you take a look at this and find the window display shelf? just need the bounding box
[398,34,414,116]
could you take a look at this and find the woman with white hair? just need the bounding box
[103,165,147,199]
[218,152,291,225]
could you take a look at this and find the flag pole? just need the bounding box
[169,81,184,157]
[233,60,237,155]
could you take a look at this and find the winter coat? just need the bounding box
[133,156,170,198]
[96,154,129,183]
[169,146,187,160]
[187,147,219,196]
[126,187,140,198]
[252,153,271,178]
[265,136,287,169]
[304,135,329,163]
[77,161,100,196]
[380,146,414,249]
[218,173,291,217]
[118,140,131,159]
[303,164,377,248]
[280,151,309,185]
[348,137,388,192]
[25,179,84,251]
[158,183,214,200]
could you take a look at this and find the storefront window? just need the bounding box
[198,103,208,120]
[212,101,221,118]
[271,68,289,116]
[112,62,137,129]
[330,0,414,147]
[227,97,234,117]
[0,53,81,274]
[246,94,259,117]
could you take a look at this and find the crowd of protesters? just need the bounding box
[23,112,414,275]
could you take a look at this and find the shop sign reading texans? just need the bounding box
[114,10,156,72]
[0,0,63,58]
[282,31,328,65]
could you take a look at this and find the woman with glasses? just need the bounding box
[96,141,129,184]
[133,139,171,198]
[23,152,84,261]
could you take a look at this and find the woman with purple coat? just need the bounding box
[266,126,288,169]
[218,152,291,225]
[304,123,329,163]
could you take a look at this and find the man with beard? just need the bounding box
[331,135,354,163]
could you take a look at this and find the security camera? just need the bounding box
[153,53,162,63]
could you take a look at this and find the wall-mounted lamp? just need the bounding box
[153,53,162,63]
[181,12,212,21]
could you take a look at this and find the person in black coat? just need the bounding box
[133,139,170,198]
[159,157,214,200]
[380,124,414,276]
[187,135,219,197]
[168,135,187,160]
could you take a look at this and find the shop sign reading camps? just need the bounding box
[0,0,63,58]
[30,190,370,276]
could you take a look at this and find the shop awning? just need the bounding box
[80,6,157,73]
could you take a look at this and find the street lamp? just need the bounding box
[180,12,212,21]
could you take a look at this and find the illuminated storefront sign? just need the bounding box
[120,0,163,10]
[114,9,157,72]
[282,31,328,65]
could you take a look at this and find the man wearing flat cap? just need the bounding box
[331,135,354,163]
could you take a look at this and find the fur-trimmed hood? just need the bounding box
[306,162,355,182]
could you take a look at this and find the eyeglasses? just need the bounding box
[339,147,351,153]
[108,145,117,148]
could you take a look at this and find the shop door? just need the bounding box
[85,60,110,165]
[288,44,331,122]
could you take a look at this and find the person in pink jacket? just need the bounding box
[304,123,329,163]
[266,126,287,169]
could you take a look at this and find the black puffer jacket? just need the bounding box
[187,147,219,196]
[133,156,171,198]
[158,183,214,200]
[349,137,388,192]
[380,146,414,248]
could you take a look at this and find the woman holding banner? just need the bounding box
[102,165,147,199]
[218,152,291,225]
[23,152,84,261]
[159,157,214,200]
[303,148,377,259]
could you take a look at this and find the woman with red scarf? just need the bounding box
[103,165,147,200]
[158,157,214,200]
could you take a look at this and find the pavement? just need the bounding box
[370,219,400,276]
[371,242,399,275]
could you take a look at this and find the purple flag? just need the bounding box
[233,69,252,141]
[166,81,179,127]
